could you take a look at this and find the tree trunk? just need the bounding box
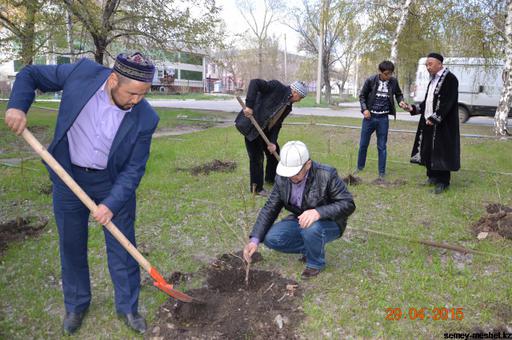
[93,35,107,65]
[258,42,263,78]
[20,2,36,65]
[390,0,413,64]
[494,0,512,137]
[322,53,331,104]
[66,9,74,62]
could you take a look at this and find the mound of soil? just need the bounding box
[342,174,362,185]
[146,253,304,340]
[471,204,512,239]
[371,178,407,187]
[0,215,49,254]
[177,160,237,176]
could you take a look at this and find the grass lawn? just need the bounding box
[1,104,511,338]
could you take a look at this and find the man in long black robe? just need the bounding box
[404,53,460,194]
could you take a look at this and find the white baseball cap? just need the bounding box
[276,141,310,177]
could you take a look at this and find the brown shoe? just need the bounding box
[301,267,321,279]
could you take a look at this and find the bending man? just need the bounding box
[4,53,159,334]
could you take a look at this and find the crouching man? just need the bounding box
[243,141,356,279]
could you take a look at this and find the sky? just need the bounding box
[216,0,303,55]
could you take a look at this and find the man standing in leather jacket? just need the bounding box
[235,80,307,196]
[357,60,408,179]
[243,141,356,279]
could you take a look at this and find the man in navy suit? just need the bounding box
[4,53,159,335]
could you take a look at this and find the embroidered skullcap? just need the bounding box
[113,52,155,83]
[427,52,444,63]
[290,81,308,98]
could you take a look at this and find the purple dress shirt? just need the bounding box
[250,171,309,245]
[67,82,130,169]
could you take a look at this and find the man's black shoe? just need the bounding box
[422,177,437,186]
[63,310,87,335]
[301,267,321,279]
[118,312,147,334]
[433,183,449,194]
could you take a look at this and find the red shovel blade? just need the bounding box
[150,267,194,303]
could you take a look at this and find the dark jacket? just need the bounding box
[235,79,292,142]
[249,161,356,241]
[410,70,460,171]
[7,58,159,215]
[359,74,404,117]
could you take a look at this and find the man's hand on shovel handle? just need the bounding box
[243,107,253,118]
[93,204,114,225]
[5,108,27,135]
[243,242,258,263]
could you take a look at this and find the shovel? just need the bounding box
[20,128,195,303]
[236,96,280,161]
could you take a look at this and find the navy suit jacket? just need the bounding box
[7,58,160,215]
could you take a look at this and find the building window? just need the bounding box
[180,70,203,81]
[57,56,71,64]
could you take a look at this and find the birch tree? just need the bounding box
[389,0,413,64]
[494,0,512,137]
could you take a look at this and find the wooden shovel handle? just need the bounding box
[236,96,280,161]
[21,129,152,272]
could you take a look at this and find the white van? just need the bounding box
[411,57,507,123]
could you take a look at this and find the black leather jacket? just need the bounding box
[235,79,292,142]
[249,161,356,241]
[359,74,404,117]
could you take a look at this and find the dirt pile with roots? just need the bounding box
[177,160,237,176]
[472,204,512,239]
[0,216,48,254]
[146,253,305,340]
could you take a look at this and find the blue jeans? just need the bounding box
[357,114,389,175]
[263,218,341,270]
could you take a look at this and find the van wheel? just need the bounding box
[458,106,469,123]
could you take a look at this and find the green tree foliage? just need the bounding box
[0,0,62,65]
[362,0,507,96]
[63,0,223,64]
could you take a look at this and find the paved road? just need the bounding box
[148,98,509,126]
[22,97,509,126]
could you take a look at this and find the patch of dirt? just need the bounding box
[342,174,362,185]
[146,253,304,340]
[38,183,53,195]
[0,215,49,255]
[371,178,407,187]
[471,204,512,240]
[177,159,237,176]
[492,303,512,324]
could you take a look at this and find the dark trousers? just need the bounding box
[357,114,389,175]
[244,136,280,192]
[422,125,451,185]
[53,165,140,314]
